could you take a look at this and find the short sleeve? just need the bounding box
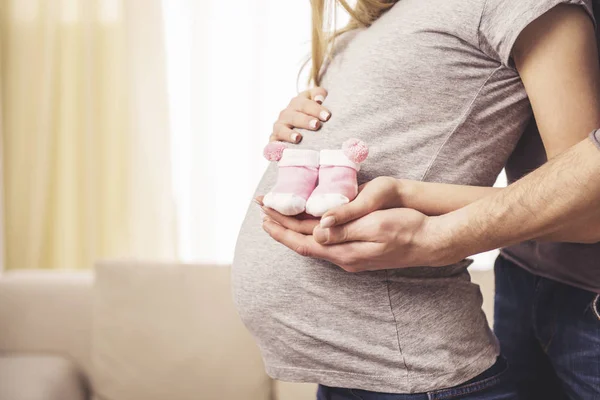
[478,0,596,67]
[591,129,600,150]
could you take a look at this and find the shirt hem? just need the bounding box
[499,250,600,294]
[265,348,499,394]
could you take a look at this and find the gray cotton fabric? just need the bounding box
[502,2,599,294]
[502,126,600,293]
[233,0,595,393]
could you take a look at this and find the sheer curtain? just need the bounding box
[163,0,313,263]
[0,0,177,270]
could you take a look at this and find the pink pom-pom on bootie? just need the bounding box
[263,141,287,161]
[305,138,369,217]
[342,138,369,163]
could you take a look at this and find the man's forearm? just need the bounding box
[435,133,600,261]
[403,179,598,243]
[539,208,600,242]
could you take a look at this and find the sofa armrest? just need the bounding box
[0,355,88,400]
[0,270,94,377]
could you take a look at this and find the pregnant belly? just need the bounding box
[232,158,498,388]
[232,173,496,377]
[232,182,407,374]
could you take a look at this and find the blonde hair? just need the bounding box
[309,0,398,86]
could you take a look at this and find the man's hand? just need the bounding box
[318,176,404,228]
[260,204,457,272]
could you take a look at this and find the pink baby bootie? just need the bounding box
[305,139,369,217]
[263,142,320,216]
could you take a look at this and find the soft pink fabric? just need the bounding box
[263,142,287,161]
[270,166,318,200]
[342,138,369,163]
[310,166,358,201]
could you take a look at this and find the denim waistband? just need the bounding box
[330,357,509,400]
[427,357,508,400]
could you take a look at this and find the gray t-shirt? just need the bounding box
[502,2,599,294]
[501,126,600,293]
[233,0,594,393]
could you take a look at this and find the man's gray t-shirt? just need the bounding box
[502,126,600,293]
[233,0,594,393]
[502,2,600,294]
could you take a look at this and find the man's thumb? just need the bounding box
[319,198,369,229]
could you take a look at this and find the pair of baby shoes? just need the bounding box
[262,139,368,217]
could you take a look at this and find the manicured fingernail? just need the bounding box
[314,95,325,104]
[319,111,330,121]
[291,133,300,143]
[320,216,335,228]
[309,119,319,129]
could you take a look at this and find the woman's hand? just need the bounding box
[261,206,458,272]
[256,176,406,242]
[257,175,464,271]
[270,87,331,144]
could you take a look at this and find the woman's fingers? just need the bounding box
[262,206,319,235]
[269,87,330,144]
[270,125,302,143]
[313,213,381,245]
[262,218,381,272]
[271,109,323,143]
[287,108,323,130]
[308,87,328,104]
[289,96,331,122]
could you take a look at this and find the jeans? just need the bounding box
[316,357,518,400]
[494,255,600,400]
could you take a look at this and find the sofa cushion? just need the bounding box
[274,381,318,400]
[0,355,87,400]
[92,261,271,400]
[0,270,94,376]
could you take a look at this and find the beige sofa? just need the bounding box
[0,262,495,400]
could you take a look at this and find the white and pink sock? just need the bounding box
[305,139,369,217]
[262,142,320,216]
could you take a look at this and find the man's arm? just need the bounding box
[388,167,599,243]
[262,135,600,272]
[435,3,600,254]
[437,135,600,263]
[419,4,600,260]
